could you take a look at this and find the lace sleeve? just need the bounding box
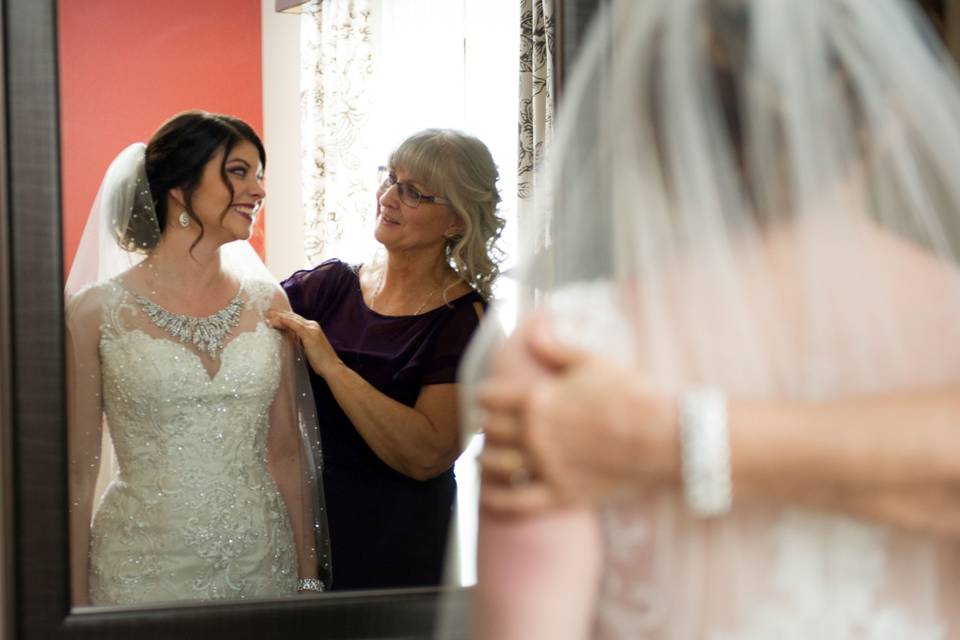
[66,286,106,606]
[265,286,332,590]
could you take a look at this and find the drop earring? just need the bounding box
[178,210,190,228]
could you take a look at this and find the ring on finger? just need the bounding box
[508,465,531,487]
[504,447,531,487]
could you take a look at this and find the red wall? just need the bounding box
[59,0,265,273]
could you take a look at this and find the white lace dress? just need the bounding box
[72,278,299,605]
[547,279,960,640]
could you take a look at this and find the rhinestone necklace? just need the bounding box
[133,287,244,359]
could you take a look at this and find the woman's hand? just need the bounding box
[478,317,679,516]
[265,309,343,378]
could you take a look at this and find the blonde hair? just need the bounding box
[388,129,505,299]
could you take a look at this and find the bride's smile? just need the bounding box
[177,139,266,244]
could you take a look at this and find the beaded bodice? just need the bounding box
[100,322,279,488]
[84,278,299,605]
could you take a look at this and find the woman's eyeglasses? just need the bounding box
[377,166,449,209]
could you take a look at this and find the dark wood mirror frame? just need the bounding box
[1,0,625,635]
[1,2,468,638]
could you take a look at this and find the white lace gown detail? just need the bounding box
[546,280,958,640]
[86,280,298,605]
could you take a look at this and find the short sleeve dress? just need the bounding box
[282,259,484,590]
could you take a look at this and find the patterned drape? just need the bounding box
[518,0,555,232]
[301,0,376,265]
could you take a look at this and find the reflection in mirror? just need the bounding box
[65,112,331,607]
[278,128,503,592]
[60,0,519,611]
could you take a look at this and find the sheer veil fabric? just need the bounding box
[460,0,960,637]
[66,143,331,604]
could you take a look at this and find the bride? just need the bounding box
[66,111,330,606]
[468,0,960,638]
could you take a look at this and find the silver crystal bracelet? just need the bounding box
[679,387,732,517]
[298,577,324,593]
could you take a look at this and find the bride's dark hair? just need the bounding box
[119,110,266,253]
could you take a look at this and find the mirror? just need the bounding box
[55,0,518,621]
[2,0,529,636]
[6,0,609,635]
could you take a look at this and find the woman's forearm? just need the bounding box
[67,429,99,606]
[268,451,318,579]
[475,508,602,640]
[323,362,458,480]
[486,324,960,532]
[263,309,459,479]
[66,318,102,606]
[727,388,960,534]
[69,483,96,606]
[67,426,101,606]
[525,381,960,533]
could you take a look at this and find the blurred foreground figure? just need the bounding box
[469,1,960,638]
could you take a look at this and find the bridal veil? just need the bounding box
[459,0,960,636]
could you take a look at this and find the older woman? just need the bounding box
[269,129,503,590]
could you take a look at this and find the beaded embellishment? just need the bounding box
[133,289,244,359]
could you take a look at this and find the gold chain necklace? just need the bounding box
[371,269,456,315]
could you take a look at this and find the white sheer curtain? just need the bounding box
[301,0,520,268]
[518,0,555,250]
[300,0,377,266]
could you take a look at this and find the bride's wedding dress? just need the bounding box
[70,277,300,605]
[548,245,960,639]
